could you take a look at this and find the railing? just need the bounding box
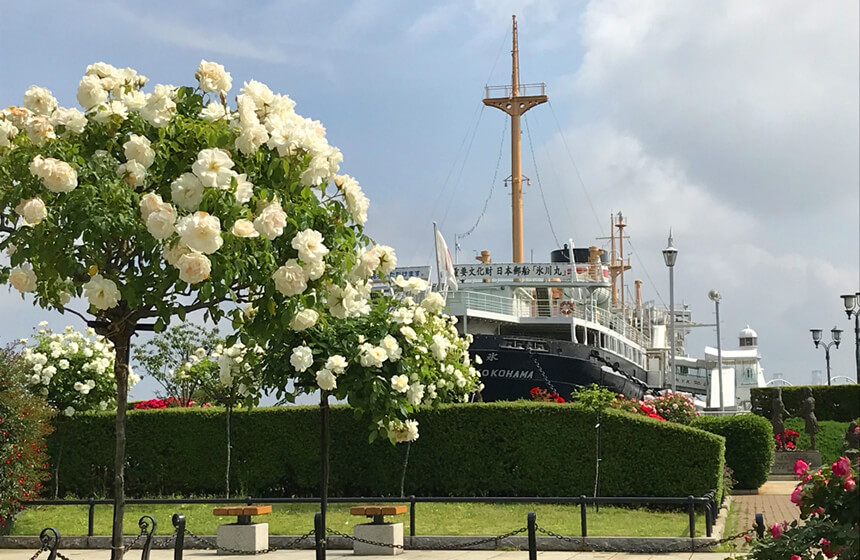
[484,83,547,98]
[22,492,718,540]
[448,290,651,349]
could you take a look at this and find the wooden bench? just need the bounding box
[213,505,272,525]
[349,505,407,525]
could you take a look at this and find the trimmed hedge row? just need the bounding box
[691,414,774,490]
[751,385,859,422]
[784,417,852,466]
[49,402,725,499]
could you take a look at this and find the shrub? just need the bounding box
[0,347,54,532]
[751,386,859,422]
[691,413,773,490]
[747,457,858,560]
[49,402,725,499]
[785,418,850,465]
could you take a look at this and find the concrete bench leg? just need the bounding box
[353,522,403,555]
[216,522,268,554]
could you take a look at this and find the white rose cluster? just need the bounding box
[22,323,119,412]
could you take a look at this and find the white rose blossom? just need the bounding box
[123,134,155,168]
[9,264,37,293]
[146,204,177,240]
[23,86,58,115]
[421,292,445,313]
[83,274,120,310]
[117,160,147,187]
[92,100,128,123]
[303,259,326,281]
[324,355,348,374]
[272,259,307,296]
[29,156,77,192]
[25,115,55,145]
[195,60,232,93]
[200,102,229,122]
[253,201,287,239]
[291,229,329,263]
[139,193,165,221]
[0,120,18,148]
[289,308,319,331]
[176,211,223,254]
[170,173,204,212]
[231,219,259,238]
[50,107,87,135]
[175,252,211,284]
[290,345,313,372]
[233,174,254,203]
[192,148,235,189]
[76,75,107,110]
[15,197,47,227]
[316,369,337,391]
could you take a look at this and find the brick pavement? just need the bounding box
[731,480,801,535]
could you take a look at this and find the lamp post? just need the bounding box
[810,327,842,385]
[840,292,860,384]
[662,232,678,391]
[708,290,725,412]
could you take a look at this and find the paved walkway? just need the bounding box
[0,551,735,559]
[731,480,801,534]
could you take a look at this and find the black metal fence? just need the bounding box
[23,491,719,540]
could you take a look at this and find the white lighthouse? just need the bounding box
[704,325,766,410]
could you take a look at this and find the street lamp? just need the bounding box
[810,326,842,385]
[662,232,678,392]
[840,292,860,384]
[708,290,725,412]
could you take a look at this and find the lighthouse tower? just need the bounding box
[704,325,766,410]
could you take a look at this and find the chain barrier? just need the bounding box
[326,526,529,551]
[534,523,583,545]
[27,547,45,560]
[122,527,147,553]
[181,527,314,555]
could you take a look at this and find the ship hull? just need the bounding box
[470,334,649,401]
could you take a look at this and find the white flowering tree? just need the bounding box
[22,322,125,416]
[0,61,479,556]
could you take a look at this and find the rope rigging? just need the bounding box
[524,114,561,248]
[456,116,507,247]
[547,100,606,237]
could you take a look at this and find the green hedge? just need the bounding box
[784,417,852,466]
[751,385,860,422]
[49,402,724,499]
[691,414,774,490]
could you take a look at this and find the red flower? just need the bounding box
[831,456,851,477]
[794,459,809,478]
[845,478,856,491]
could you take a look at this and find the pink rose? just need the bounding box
[794,459,809,477]
[791,555,801,560]
[770,523,782,539]
[845,478,856,491]
[831,456,851,477]
[790,485,803,505]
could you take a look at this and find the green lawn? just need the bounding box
[12,502,708,538]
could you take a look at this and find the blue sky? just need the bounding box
[1,0,858,398]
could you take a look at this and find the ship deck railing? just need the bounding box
[448,290,651,348]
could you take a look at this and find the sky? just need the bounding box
[0,0,858,398]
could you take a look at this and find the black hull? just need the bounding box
[470,335,649,401]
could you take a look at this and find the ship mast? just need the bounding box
[483,15,547,263]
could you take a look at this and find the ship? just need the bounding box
[396,16,707,402]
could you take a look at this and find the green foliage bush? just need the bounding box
[784,417,850,465]
[691,413,773,490]
[751,385,859,422]
[49,402,725,499]
[0,347,54,532]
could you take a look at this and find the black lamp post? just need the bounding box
[662,232,678,392]
[840,292,860,384]
[811,326,842,385]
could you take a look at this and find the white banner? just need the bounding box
[453,263,574,280]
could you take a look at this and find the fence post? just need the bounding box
[87,497,95,538]
[579,495,588,537]
[527,512,536,560]
[139,515,157,560]
[409,495,416,537]
[705,501,713,537]
[39,527,60,560]
[315,512,325,560]
[687,495,696,540]
[754,513,765,539]
[171,513,185,560]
